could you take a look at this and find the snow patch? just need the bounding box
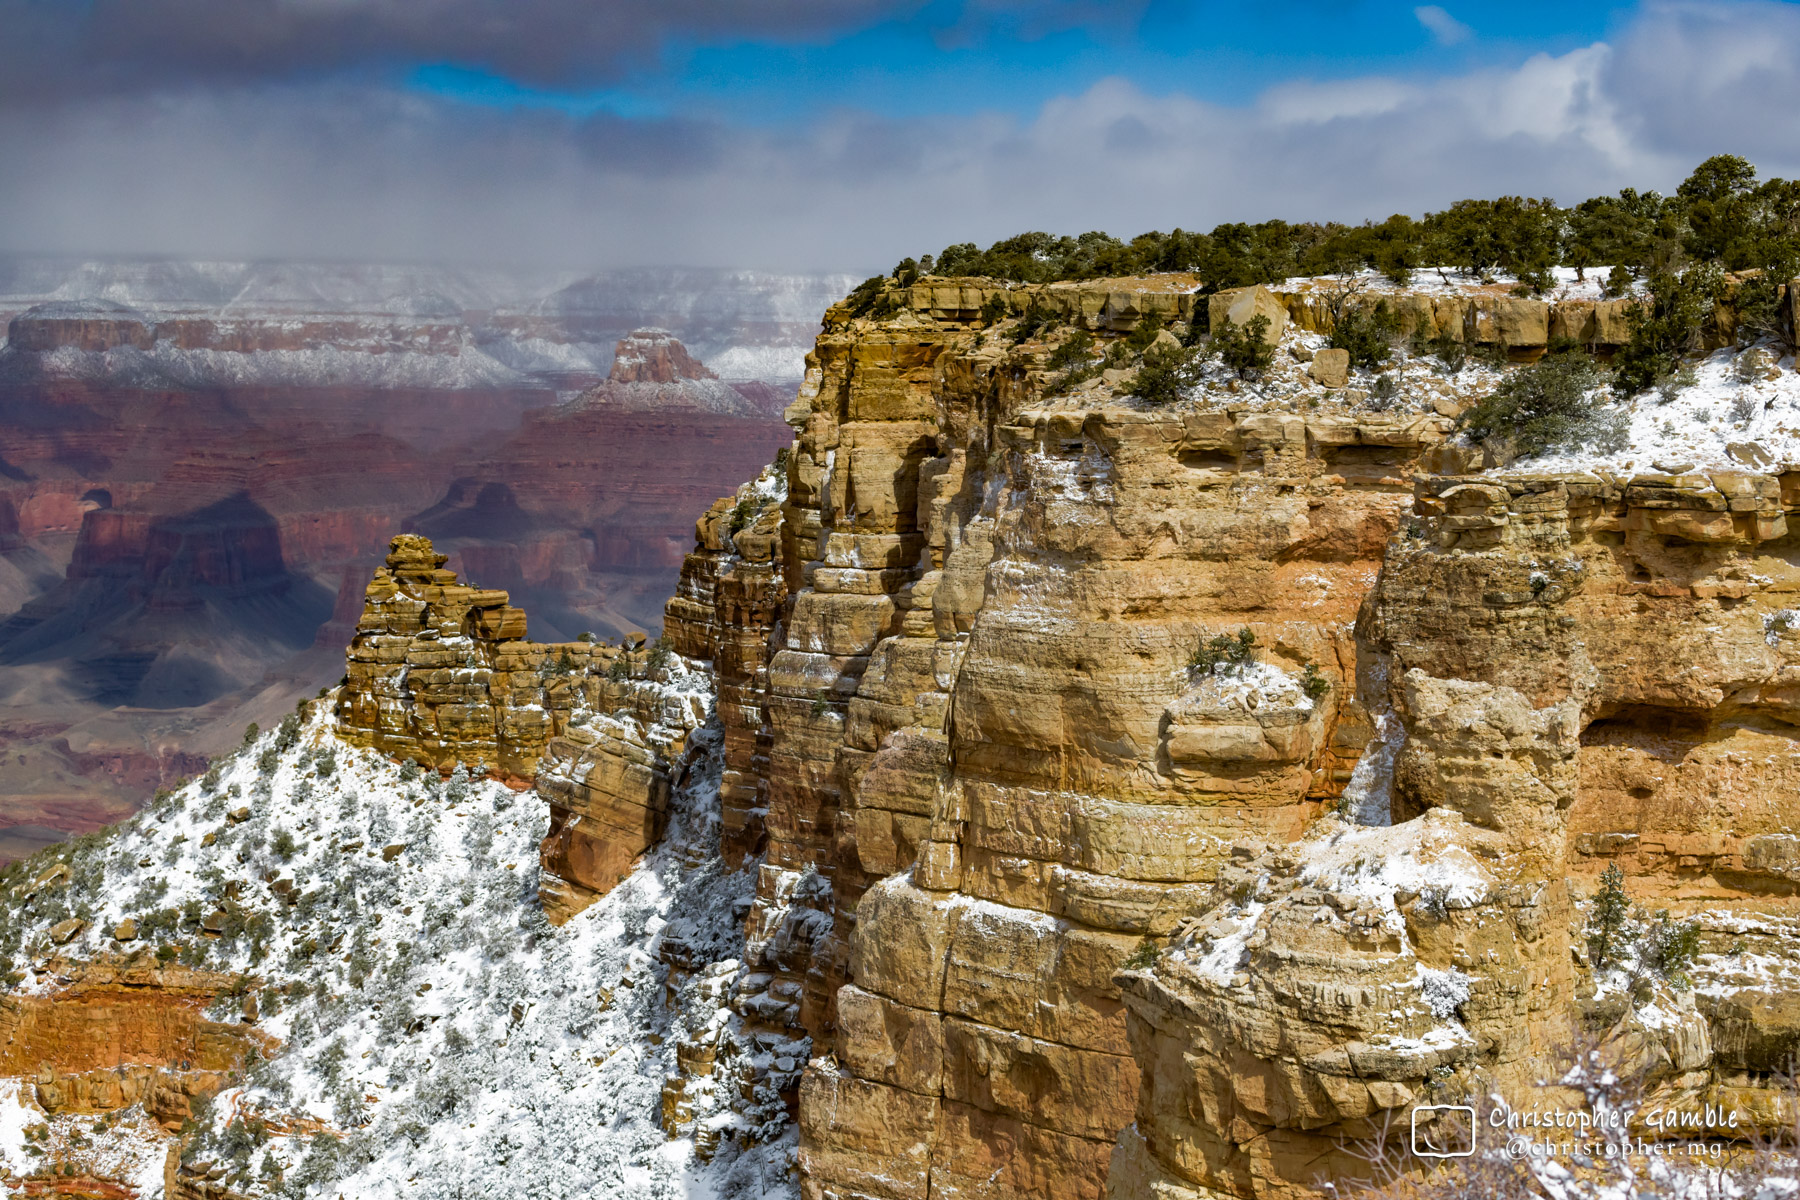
[1,693,796,1198]
[1340,710,1405,827]
[1417,965,1472,1020]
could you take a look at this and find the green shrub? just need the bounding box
[1328,301,1398,369]
[647,637,673,672]
[1419,330,1466,373]
[1047,329,1095,370]
[1124,314,1163,352]
[1612,265,1724,396]
[727,497,757,536]
[978,293,1010,325]
[1121,936,1159,970]
[606,657,629,683]
[1458,348,1622,459]
[1189,628,1256,677]
[843,275,888,319]
[1639,909,1702,988]
[1210,315,1272,380]
[1586,863,1631,971]
[270,828,299,860]
[1510,264,1555,297]
[1301,663,1330,700]
[274,714,301,753]
[1368,373,1399,409]
[1734,248,1800,352]
[242,722,259,746]
[1008,299,1055,344]
[1421,195,1562,280]
[1133,342,1201,405]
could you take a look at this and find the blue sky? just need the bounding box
[413,2,1633,124]
[3,1,1799,269]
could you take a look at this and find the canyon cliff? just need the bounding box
[3,269,1800,1200]
[646,273,1800,1200]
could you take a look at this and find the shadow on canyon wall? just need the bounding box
[0,313,799,858]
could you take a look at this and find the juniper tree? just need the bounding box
[1587,863,1631,970]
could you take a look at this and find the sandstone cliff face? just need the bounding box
[1,960,266,1134]
[1115,466,1800,1197]
[771,286,1464,1199]
[334,533,709,923]
[654,274,1800,1200]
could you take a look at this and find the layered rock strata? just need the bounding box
[901,275,1737,357]
[1116,466,1800,1197]
[612,277,1451,1195]
[643,273,1800,1200]
[335,533,707,922]
[662,466,789,866]
[0,959,265,1132]
[778,289,1467,1198]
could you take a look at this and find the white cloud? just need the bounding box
[1414,5,1472,46]
[1260,77,1417,125]
[2,2,1798,271]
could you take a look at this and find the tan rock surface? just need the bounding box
[1307,347,1349,388]
[335,533,707,923]
[649,275,1800,1199]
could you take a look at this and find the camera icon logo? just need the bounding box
[1411,1105,1477,1157]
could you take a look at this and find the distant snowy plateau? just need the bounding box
[0,258,862,392]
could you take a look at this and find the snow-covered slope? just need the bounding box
[0,698,798,1199]
[0,257,852,388]
[1524,344,1800,473]
[28,341,531,391]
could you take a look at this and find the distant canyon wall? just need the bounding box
[0,279,805,854]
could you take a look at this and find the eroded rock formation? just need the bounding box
[1,960,267,1132]
[335,533,709,923]
[9,267,1800,1199]
[651,272,1800,1200]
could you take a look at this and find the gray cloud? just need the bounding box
[1,2,1797,273]
[0,0,1154,99]
[0,0,930,100]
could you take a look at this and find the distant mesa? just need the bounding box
[608,328,719,384]
[557,329,766,417]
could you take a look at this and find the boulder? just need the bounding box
[1309,348,1350,388]
[1207,285,1287,346]
[1728,441,1774,468]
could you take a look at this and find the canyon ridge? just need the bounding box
[1,263,1798,1200]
